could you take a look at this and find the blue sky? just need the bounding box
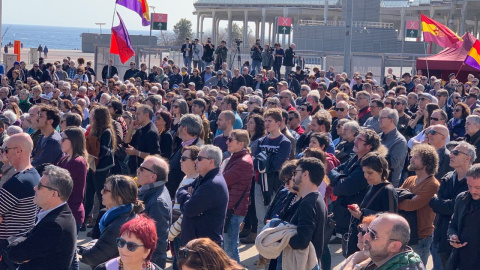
[3,0,198,31]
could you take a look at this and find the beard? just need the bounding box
[363,240,390,262]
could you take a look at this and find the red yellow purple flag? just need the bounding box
[421,14,462,48]
[110,12,135,64]
[116,0,150,26]
[465,40,480,71]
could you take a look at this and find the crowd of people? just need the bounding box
[1,38,480,270]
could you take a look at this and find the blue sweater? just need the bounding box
[177,168,229,246]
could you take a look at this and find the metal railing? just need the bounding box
[297,20,394,29]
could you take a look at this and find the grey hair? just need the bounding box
[467,115,480,126]
[416,84,425,91]
[380,108,399,126]
[458,141,477,165]
[249,95,262,106]
[9,96,19,104]
[307,90,320,103]
[3,110,17,124]
[175,99,189,115]
[179,114,203,137]
[7,126,23,135]
[63,82,71,90]
[337,118,351,127]
[343,120,360,134]
[357,91,371,103]
[200,145,223,167]
[43,165,73,202]
[78,86,87,93]
[467,163,480,179]
[396,96,407,106]
[101,93,111,101]
[301,85,311,92]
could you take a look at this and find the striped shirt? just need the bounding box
[0,168,40,240]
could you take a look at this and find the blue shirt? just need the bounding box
[215,111,243,136]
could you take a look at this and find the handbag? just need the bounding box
[224,186,249,233]
[342,184,392,258]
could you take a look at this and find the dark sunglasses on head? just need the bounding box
[335,107,346,112]
[116,237,144,252]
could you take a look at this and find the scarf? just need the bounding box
[99,204,133,234]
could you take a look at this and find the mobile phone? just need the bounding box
[347,204,357,211]
[447,239,462,243]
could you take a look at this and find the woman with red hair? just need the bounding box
[95,214,162,270]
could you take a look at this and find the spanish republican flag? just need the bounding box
[110,12,135,63]
[116,0,150,26]
[421,14,462,48]
[465,40,480,71]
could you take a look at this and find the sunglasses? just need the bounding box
[357,224,367,236]
[0,146,19,154]
[453,97,461,100]
[197,156,213,161]
[181,156,193,162]
[430,117,440,122]
[37,182,58,192]
[268,102,278,105]
[454,108,462,112]
[216,97,223,100]
[451,149,468,156]
[335,108,346,112]
[116,237,144,252]
[394,102,402,105]
[427,129,444,136]
[172,105,179,108]
[288,118,295,121]
[139,166,156,174]
[61,137,69,142]
[299,107,307,111]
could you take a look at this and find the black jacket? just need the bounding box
[429,171,468,254]
[243,73,254,88]
[466,129,480,163]
[80,209,136,267]
[436,147,453,180]
[230,76,246,93]
[102,65,118,81]
[8,204,76,270]
[123,68,139,81]
[188,75,203,90]
[283,47,295,67]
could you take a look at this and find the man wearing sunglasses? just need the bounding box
[363,213,424,270]
[331,100,350,141]
[176,145,228,246]
[0,134,40,268]
[136,155,171,268]
[465,115,480,163]
[8,165,76,270]
[425,125,453,180]
[429,142,474,269]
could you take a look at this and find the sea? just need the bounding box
[1,24,150,50]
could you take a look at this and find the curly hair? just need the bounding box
[358,129,381,152]
[411,144,439,175]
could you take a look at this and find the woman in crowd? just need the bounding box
[154,110,173,159]
[61,99,73,113]
[189,68,203,90]
[223,130,253,263]
[171,98,188,150]
[95,215,162,270]
[169,145,200,270]
[246,114,265,155]
[347,152,398,256]
[339,83,353,98]
[178,238,245,270]
[339,215,375,270]
[447,102,470,140]
[79,175,145,268]
[408,103,441,147]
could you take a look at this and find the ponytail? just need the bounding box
[132,199,145,214]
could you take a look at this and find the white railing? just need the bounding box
[297,20,394,29]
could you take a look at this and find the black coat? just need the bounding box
[436,147,453,180]
[8,204,77,270]
[429,171,468,254]
[466,129,480,163]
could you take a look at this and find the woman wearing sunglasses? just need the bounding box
[346,152,398,256]
[447,102,470,140]
[339,215,375,270]
[178,238,244,270]
[79,175,145,268]
[168,145,200,268]
[95,214,162,270]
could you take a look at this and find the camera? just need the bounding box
[235,39,242,46]
[268,47,274,53]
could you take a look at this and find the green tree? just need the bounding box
[173,18,193,46]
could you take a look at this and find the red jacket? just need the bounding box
[223,149,254,216]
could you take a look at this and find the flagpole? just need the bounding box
[107,2,117,85]
[455,63,465,78]
[423,41,430,79]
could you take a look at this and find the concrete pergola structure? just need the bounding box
[193,0,480,50]
[192,0,339,49]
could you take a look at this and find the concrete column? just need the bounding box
[449,0,458,30]
[268,22,272,45]
[227,10,233,48]
[324,0,328,24]
[200,15,204,41]
[212,11,216,45]
[273,17,278,44]
[460,1,467,35]
[398,8,405,40]
[196,14,200,39]
[343,0,352,75]
[282,8,288,49]
[255,21,260,39]
[243,10,249,48]
[261,8,266,45]
[216,18,221,43]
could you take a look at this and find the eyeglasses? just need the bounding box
[379,116,391,120]
[280,96,289,99]
[288,118,295,121]
[172,105,179,108]
[357,224,367,236]
[454,97,461,100]
[226,137,237,143]
[139,166,156,174]
[454,108,462,112]
[451,149,469,156]
[0,146,19,154]
[197,156,213,161]
[102,186,111,193]
[419,97,427,101]
[180,156,193,162]
[292,169,303,176]
[366,227,400,243]
[430,117,440,122]
[216,97,223,100]
[395,102,403,105]
[61,137,69,142]
[299,107,307,111]
[335,107,346,112]
[300,88,309,91]
[116,237,145,252]
[37,182,58,192]
[427,129,444,137]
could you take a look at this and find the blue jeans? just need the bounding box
[430,240,443,270]
[172,237,181,270]
[223,214,245,263]
[251,60,261,76]
[411,234,433,266]
[183,56,192,73]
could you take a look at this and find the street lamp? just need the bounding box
[95,23,106,34]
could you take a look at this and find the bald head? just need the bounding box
[374,213,410,247]
[144,155,169,182]
[427,124,449,149]
[8,133,33,154]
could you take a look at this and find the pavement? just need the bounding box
[77,231,433,270]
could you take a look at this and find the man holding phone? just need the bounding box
[448,163,480,270]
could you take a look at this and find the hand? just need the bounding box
[348,204,362,219]
[130,120,140,130]
[449,235,467,248]
[187,186,194,195]
[125,146,138,156]
[415,109,424,119]
[0,216,3,224]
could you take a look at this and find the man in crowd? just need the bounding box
[399,144,440,265]
[465,115,480,163]
[137,155,172,268]
[395,95,411,138]
[31,105,62,167]
[279,90,295,111]
[379,108,407,187]
[176,145,228,246]
[426,124,453,180]
[306,91,321,116]
[181,38,193,73]
[124,61,139,81]
[0,133,40,267]
[192,98,211,144]
[288,110,304,136]
[214,111,235,154]
[363,99,384,134]
[283,43,296,76]
[356,91,372,126]
[331,100,350,140]
[401,72,415,92]
[124,104,161,174]
[363,213,425,269]
[215,95,243,136]
[7,165,76,269]
[435,89,453,120]
[318,82,332,110]
[242,67,254,88]
[429,142,474,269]
[28,63,43,82]
[101,59,118,81]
